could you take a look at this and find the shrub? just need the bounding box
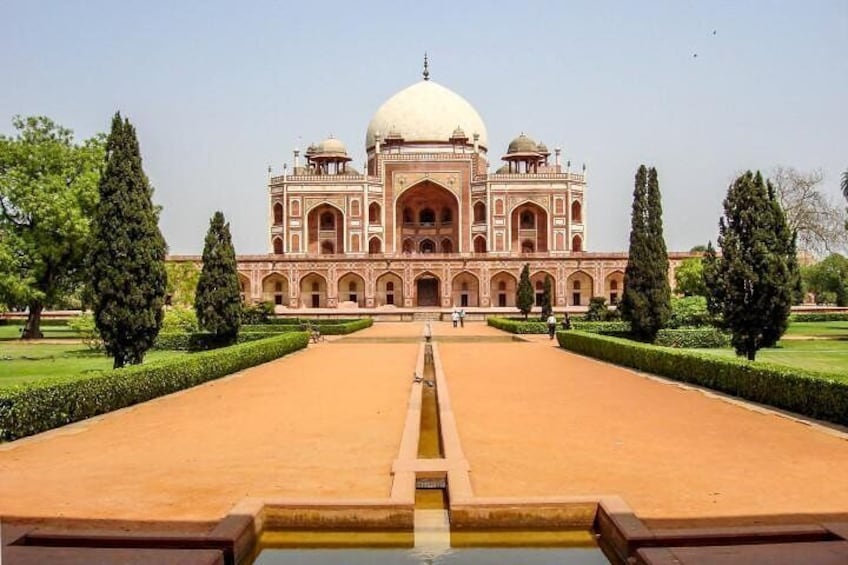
[557,331,848,427]
[162,307,199,333]
[586,296,613,321]
[571,321,631,335]
[153,331,270,351]
[488,316,547,334]
[669,296,714,328]
[67,313,103,352]
[0,332,309,441]
[654,327,730,348]
[241,301,274,324]
[789,312,848,322]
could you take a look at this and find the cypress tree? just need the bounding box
[90,113,167,368]
[621,165,670,341]
[516,263,534,320]
[710,171,795,360]
[702,240,722,318]
[539,274,553,320]
[195,211,242,344]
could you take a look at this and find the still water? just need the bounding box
[253,546,610,564]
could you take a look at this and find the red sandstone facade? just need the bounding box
[177,69,689,312]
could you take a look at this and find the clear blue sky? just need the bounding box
[2,1,846,254]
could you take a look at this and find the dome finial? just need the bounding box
[423,52,430,81]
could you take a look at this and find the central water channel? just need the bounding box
[252,329,612,564]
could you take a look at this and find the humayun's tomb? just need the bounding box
[173,61,691,315]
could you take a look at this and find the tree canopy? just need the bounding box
[0,116,105,336]
[516,263,534,320]
[195,210,241,343]
[89,113,167,368]
[708,171,798,360]
[803,253,848,306]
[620,165,671,341]
[674,257,708,297]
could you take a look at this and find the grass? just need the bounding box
[0,324,81,340]
[0,342,186,389]
[784,321,848,338]
[684,321,848,380]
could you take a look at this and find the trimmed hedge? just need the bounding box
[0,332,309,442]
[487,317,548,334]
[153,319,373,349]
[557,331,848,427]
[654,328,730,348]
[789,312,848,322]
[153,331,271,351]
[572,321,631,335]
[262,318,365,326]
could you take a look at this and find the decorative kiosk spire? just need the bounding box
[423,52,430,81]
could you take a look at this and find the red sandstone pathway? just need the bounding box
[0,331,417,525]
[1,321,847,530]
[440,327,848,527]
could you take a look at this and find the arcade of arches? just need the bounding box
[232,265,636,309]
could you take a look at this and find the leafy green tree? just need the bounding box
[620,165,671,341]
[586,296,609,321]
[516,263,534,320]
[539,274,553,320]
[165,261,201,307]
[0,116,105,337]
[708,171,795,360]
[674,257,707,297]
[89,113,167,368]
[803,253,848,306]
[195,211,241,344]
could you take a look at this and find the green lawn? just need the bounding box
[0,343,186,389]
[0,325,82,340]
[686,340,848,379]
[784,321,848,338]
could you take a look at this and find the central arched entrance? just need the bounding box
[396,180,460,254]
[415,273,441,307]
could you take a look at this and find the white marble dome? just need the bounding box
[366,80,488,150]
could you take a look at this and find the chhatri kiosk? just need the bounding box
[221,61,685,314]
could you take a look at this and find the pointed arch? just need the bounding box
[369,236,382,255]
[490,270,517,307]
[572,234,583,252]
[473,235,487,253]
[261,273,289,308]
[338,272,366,307]
[414,271,442,307]
[451,271,480,307]
[510,201,549,253]
[376,271,403,307]
[473,201,487,223]
[567,270,594,307]
[299,272,327,308]
[237,272,251,303]
[571,200,583,223]
[605,270,625,304]
[273,202,283,225]
[307,202,344,255]
[272,237,283,255]
[368,202,381,225]
[530,270,555,307]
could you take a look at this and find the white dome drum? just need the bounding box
[366,80,488,151]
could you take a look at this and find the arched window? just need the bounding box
[420,239,435,253]
[441,239,453,254]
[573,280,581,290]
[403,207,413,224]
[474,236,486,253]
[386,282,394,292]
[369,237,381,254]
[522,240,535,253]
[474,201,486,222]
[320,211,335,230]
[321,240,334,254]
[369,202,380,224]
[273,237,283,254]
[520,211,535,229]
[571,200,583,223]
[572,235,583,252]
[419,208,435,225]
[351,200,360,217]
[273,202,283,224]
[440,207,452,224]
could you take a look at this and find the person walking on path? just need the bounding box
[451,310,459,328]
[547,313,558,339]
[459,308,465,328]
